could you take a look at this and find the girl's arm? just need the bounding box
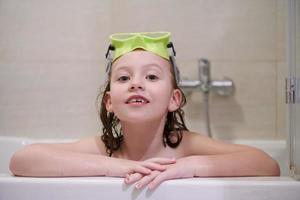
[125,132,280,189]
[126,150,280,190]
[9,137,174,177]
[182,132,280,177]
[192,150,280,177]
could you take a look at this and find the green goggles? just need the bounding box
[109,32,171,61]
[105,31,180,84]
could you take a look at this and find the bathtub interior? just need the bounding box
[0,136,289,176]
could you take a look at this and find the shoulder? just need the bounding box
[181,131,255,156]
[50,135,107,155]
[73,136,107,155]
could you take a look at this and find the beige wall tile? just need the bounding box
[276,62,288,139]
[110,0,277,61]
[0,0,110,62]
[276,0,287,62]
[0,61,105,138]
[276,0,287,139]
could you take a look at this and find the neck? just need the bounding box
[119,117,166,161]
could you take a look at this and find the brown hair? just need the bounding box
[96,59,189,156]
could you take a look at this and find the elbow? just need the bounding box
[254,149,281,176]
[268,158,280,176]
[9,144,42,176]
[240,147,281,177]
[9,150,25,176]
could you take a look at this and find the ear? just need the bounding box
[103,91,113,112]
[168,89,182,112]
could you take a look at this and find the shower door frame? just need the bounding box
[287,0,300,179]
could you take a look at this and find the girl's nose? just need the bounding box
[129,84,145,91]
[129,79,145,91]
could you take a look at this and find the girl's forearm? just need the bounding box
[189,149,280,177]
[9,143,115,177]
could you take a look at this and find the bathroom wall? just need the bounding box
[0,0,287,139]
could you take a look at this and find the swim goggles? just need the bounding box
[105,32,180,84]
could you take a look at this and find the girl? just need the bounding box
[9,32,280,190]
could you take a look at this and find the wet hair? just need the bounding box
[96,58,189,156]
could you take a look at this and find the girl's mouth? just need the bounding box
[126,95,150,105]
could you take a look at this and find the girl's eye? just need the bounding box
[117,75,130,82]
[146,74,159,81]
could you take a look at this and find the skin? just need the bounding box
[9,50,280,190]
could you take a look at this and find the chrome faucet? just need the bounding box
[199,59,211,93]
[179,59,234,96]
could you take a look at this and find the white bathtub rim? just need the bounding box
[0,175,299,186]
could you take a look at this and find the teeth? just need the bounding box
[128,98,146,103]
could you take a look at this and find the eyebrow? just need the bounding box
[143,64,164,73]
[114,63,164,73]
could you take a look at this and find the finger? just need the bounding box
[148,172,169,190]
[135,171,160,189]
[133,166,151,175]
[142,162,167,171]
[124,173,143,184]
[147,157,176,165]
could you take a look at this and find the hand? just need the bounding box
[106,157,176,177]
[124,156,197,189]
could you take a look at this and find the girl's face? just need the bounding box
[105,50,182,123]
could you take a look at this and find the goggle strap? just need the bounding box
[167,42,176,56]
[105,44,115,59]
[104,60,112,83]
[105,53,112,72]
[104,45,115,82]
[169,55,180,85]
[105,44,115,72]
[167,42,180,85]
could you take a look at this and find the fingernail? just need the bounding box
[135,183,140,189]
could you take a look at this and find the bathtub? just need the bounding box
[1,136,300,200]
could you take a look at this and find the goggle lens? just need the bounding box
[110,32,170,41]
[108,31,172,62]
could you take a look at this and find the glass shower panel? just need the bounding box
[288,0,300,179]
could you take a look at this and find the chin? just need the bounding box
[120,115,165,124]
[123,117,154,123]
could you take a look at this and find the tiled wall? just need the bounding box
[0,0,287,139]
